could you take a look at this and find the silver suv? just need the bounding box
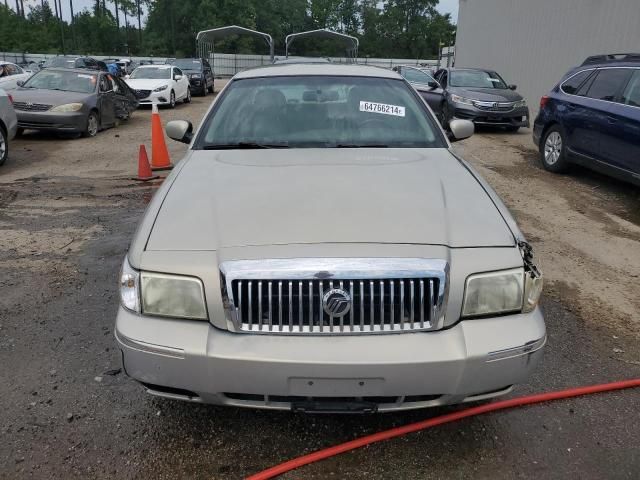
[0,88,18,166]
[115,64,545,413]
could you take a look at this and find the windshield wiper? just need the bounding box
[202,141,289,150]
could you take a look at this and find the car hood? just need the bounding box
[146,149,515,251]
[448,86,523,102]
[125,78,170,90]
[10,88,93,105]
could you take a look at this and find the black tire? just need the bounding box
[201,85,208,96]
[184,88,191,104]
[0,126,8,166]
[169,90,176,109]
[540,125,569,173]
[82,111,99,138]
[15,127,24,137]
[207,83,214,94]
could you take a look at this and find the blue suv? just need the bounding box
[533,54,640,185]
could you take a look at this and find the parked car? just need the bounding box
[125,65,191,107]
[115,64,545,413]
[433,67,529,131]
[0,88,18,166]
[166,58,214,96]
[11,68,138,137]
[533,55,640,185]
[42,56,108,72]
[0,62,33,91]
[393,65,445,122]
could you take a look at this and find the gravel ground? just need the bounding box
[1,86,639,479]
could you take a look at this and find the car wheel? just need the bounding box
[0,126,8,166]
[169,90,176,109]
[82,111,99,138]
[540,125,569,173]
[15,127,24,137]
[184,88,191,104]
[208,83,214,94]
[201,85,208,96]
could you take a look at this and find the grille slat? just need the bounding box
[231,276,441,335]
[12,101,52,112]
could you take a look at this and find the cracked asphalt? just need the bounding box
[1,88,639,479]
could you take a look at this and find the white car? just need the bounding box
[124,65,191,108]
[0,62,32,91]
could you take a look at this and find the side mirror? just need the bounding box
[166,120,193,144]
[175,74,183,80]
[427,80,439,89]
[509,84,517,90]
[448,119,474,142]
[17,80,25,87]
[124,75,130,80]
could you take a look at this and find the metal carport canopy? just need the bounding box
[285,29,359,58]
[196,25,274,61]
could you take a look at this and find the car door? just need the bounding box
[401,67,444,115]
[601,69,640,175]
[557,69,600,158]
[173,67,187,99]
[581,67,634,171]
[98,74,116,126]
[203,59,214,89]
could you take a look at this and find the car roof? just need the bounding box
[40,67,104,74]
[234,63,401,79]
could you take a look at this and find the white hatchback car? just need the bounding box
[125,65,191,108]
[0,62,32,91]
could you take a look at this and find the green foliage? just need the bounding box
[0,1,456,58]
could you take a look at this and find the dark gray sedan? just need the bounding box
[11,68,138,137]
[434,68,529,131]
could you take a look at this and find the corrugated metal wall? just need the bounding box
[455,0,640,114]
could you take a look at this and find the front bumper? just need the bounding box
[16,110,87,132]
[452,104,530,128]
[116,306,546,412]
[138,90,172,105]
[188,78,205,91]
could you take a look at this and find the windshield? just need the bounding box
[449,70,508,89]
[169,59,201,71]
[129,67,171,79]
[197,76,444,149]
[22,70,97,93]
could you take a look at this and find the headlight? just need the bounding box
[119,256,140,313]
[190,73,201,79]
[141,272,208,320]
[153,85,168,92]
[514,99,527,108]
[462,268,524,317]
[51,102,83,112]
[450,94,474,106]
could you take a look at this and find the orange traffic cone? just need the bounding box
[133,144,159,181]
[150,103,173,171]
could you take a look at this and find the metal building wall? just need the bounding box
[455,0,640,114]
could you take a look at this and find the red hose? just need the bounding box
[246,378,640,480]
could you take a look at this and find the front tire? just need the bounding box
[0,126,8,166]
[184,88,191,104]
[169,90,176,109]
[207,83,214,94]
[82,111,99,138]
[540,125,569,173]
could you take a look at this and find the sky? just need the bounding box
[32,0,459,25]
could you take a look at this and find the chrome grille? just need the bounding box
[12,101,52,112]
[220,258,448,335]
[472,100,515,112]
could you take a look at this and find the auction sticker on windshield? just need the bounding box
[359,101,405,117]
